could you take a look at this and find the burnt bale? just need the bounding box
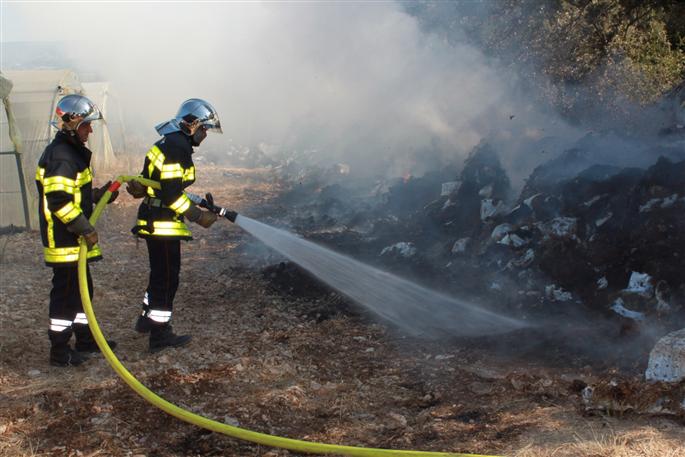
[531,157,685,317]
[437,142,511,236]
[384,168,456,217]
[262,262,332,299]
[521,147,597,200]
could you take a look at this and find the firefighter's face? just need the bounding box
[76,121,92,144]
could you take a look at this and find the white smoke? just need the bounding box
[3,1,581,179]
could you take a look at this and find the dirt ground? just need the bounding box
[1,166,684,457]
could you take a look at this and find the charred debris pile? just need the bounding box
[259,134,685,344]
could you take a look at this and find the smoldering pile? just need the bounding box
[259,130,685,345]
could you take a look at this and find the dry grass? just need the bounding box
[514,426,685,457]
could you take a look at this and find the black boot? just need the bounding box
[149,325,191,353]
[50,344,89,367]
[135,314,153,334]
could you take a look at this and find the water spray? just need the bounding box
[190,191,525,336]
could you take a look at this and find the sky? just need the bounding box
[1,1,581,180]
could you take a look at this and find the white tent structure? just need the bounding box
[0,70,118,230]
[0,73,31,230]
[82,82,118,171]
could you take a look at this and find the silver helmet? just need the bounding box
[155,98,222,136]
[51,94,103,131]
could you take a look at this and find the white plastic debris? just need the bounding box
[380,242,416,258]
[508,248,535,268]
[441,181,461,196]
[538,217,577,238]
[581,386,594,405]
[582,195,604,207]
[491,223,514,241]
[610,298,645,321]
[661,193,679,209]
[595,212,612,227]
[623,271,654,297]
[639,198,661,213]
[490,282,502,291]
[451,237,470,254]
[442,198,456,210]
[597,277,608,290]
[498,233,527,248]
[645,328,685,382]
[480,199,505,221]
[478,184,493,198]
[545,285,572,302]
[523,193,542,209]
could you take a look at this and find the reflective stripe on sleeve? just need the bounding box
[183,166,195,182]
[148,309,172,323]
[75,168,92,187]
[43,175,76,194]
[50,318,72,332]
[54,201,82,224]
[168,194,191,214]
[73,313,88,325]
[44,246,102,264]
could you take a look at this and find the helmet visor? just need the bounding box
[176,98,223,134]
[51,95,103,130]
[201,115,222,134]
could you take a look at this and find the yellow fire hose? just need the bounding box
[77,175,502,457]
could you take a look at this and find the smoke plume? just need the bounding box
[3,1,582,180]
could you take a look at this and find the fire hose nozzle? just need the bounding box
[186,192,238,223]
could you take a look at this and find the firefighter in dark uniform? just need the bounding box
[36,94,119,367]
[126,99,220,353]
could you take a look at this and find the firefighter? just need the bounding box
[126,99,220,353]
[36,94,119,367]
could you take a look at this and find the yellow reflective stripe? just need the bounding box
[44,246,101,263]
[147,146,165,171]
[54,202,81,224]
[43,175,76,194]
[43,195,55,248]
[136,220,191,237]
[160,163,183,180]
[183,166,195,182]
[168,194,191,213]
[36,167,45,181]
[75,168,92,186]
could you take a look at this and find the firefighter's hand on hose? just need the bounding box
[196,210,218,228]
[126,180,147,199]
[67,214,98,249]
[93,181,119,204]
[82,230,99,249]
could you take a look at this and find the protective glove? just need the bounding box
[82,230,99,249]
[196,210,218,228]
[66,214,99,249]
[126,180,147,199]
[93,181,119,204]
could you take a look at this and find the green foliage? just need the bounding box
[411,0,685,124]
